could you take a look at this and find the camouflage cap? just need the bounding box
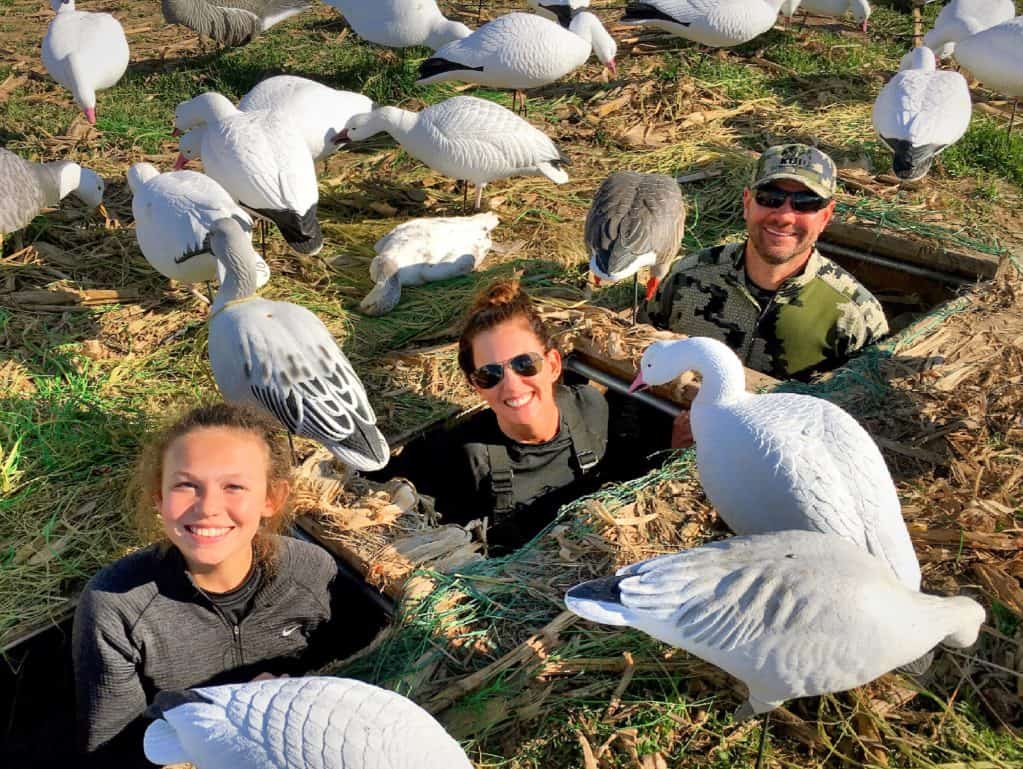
[752,144,836,199]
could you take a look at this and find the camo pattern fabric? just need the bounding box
[754,144,837,199]
[639,242,889,379]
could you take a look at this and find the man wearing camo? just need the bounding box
[639,144,888,445]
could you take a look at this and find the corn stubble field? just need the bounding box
[1,0,1022,767]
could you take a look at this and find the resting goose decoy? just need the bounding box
[621,0,786,48]
[334,96,570,210]
[527,0,591,28]
[238,76,373,164]
[566,530,985,769]
[173,92,322,255]
[0,148,105,239]
[795,0,870,32]
[321,0,471,49]
[628,336,922,590]
[417,12,616,114]
[144,676,474,769]
[208,217,390,471]
[161,0,311,47]
[923,0,1015,61]
[41,0,130,125]
[585,171,686,323]
[954,16,1023,134]
[359,212,499,316]
[872,47,972,182]
[126,162,270,291]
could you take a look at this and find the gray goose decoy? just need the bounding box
[161,0,311,47]
[585,171,685,323]
[0,147,106,245]
[207,217,390,471]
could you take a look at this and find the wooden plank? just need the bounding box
[822,221,1003,280]
[1,604,76,654]
[295,514,377,586]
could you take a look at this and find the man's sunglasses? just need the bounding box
[754,185,830,213]
[469,352,544,389]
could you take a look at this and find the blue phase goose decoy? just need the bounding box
[41,0,130,124]
[923,0,1014,60]
[173,92,322,255]
[621,0,786,48]
[207,217,390,471]
[334,96,570,210]
[144,676,474,769]
[126,162,270,293]
[1,147,105,240]
[417,11,616,114]
[629,336,922,590]
[872,47,972,182]
[566,530,985,769]
[584,171,686,323]
[160,0,311,47]
[320,0,470,49]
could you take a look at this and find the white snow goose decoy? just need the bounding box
[41,0,130,125]
[360,211,499,316]
[872,47,972,182]
[144,676,474,769]
[628,336,922,590]
[173,91,322,255]
[161,0,311,48]
[334,96,570,210]
[585,171,685,323]
[417,11,616,114]
[923,0,1015,61]
[207,217,390,471]
[126,162,270,294]
[0,147,105,241]
[566,530,985,768]
[527,0,590,28]
[954,15,1023,134]
[321,0,471,49]
[237,75,374,164]
[794,0,870,33]
[621,0,786,48]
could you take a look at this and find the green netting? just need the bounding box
[328,289,1020,767]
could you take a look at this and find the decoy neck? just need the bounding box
[51,161,104,209]
[424,19,472,51]
[126,162,159,193]
[635,337,748,406]
[175,92,236,133]
[50,0,74,13]
[570,11,618,70]
[899,46,935,72]
[929,594,986,648]
[209,217,263,313]
[339,106,416,144]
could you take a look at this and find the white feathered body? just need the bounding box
[322,0,470,48]
[396,96,569,185]
[798,0,868,20]
[41,5,130,114]
[565,531,984,714]
[954,15,1023,98]
[923,0,1015,60]
[621,0,783,48]
[0,149,57,233]
[419,13,590,88]
[129,166,271,285]
[238,76,373,162]
[372,212,498,285]
[200,109,318,214]
[143,676,474,769]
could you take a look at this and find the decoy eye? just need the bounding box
[785,553,796,559]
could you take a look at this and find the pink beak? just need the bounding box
[84,107,96,125]
[607,59,617,77]
[644,276,660,301]
[171,126,182,137]
[861,20,868,33]
[628,373,647,394]
[174,153,190,170]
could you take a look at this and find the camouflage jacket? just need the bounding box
[639,241,889,379]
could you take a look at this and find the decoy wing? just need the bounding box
[0,149,48,233]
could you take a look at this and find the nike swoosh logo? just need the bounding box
[281,624,302,637]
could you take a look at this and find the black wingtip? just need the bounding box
[145,689,213,720]
[884,137,942,181]
[623,2,689,26]
[251,203,323,254]
[542,3,573,28]
[418,57,484,81]
[566,575,625,604]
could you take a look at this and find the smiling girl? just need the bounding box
[72,403,387,765]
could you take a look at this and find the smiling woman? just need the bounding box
[71,403,388,768]
[376,281,611,554]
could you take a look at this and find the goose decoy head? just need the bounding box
[75,167,106,211]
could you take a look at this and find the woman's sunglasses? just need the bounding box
[754,185,830,213]
[469,352,544,389]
